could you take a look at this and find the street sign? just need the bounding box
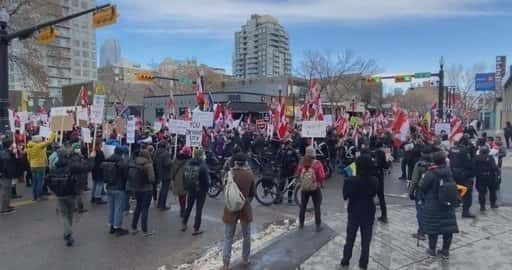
[414,72,431,79]
[475,73,496,91]
[394,75,412,83]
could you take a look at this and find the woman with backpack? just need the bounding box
[221,153,255,270]
[297,146,325,232]
[172,146,191,218]
[127,149,156,237]
[418,151,459,258]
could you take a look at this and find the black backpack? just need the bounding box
[127,161,149,189]
[101,160,119,185]
[0,150,16,178]
[437,173,459,207]
[47,166,76,197]
[183,162,201,192]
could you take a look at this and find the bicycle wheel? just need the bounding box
[208,174,223,198]
[294,183,302,207]
[255,178,278,206]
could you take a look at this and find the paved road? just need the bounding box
[1,161,510,270]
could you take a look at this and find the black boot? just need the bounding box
[64,234,74,247]
[11,186,22,199]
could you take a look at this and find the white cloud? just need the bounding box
[117,0,506,37]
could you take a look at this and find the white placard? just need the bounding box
[30,114,40,123]
[17,112,29,123]
[77,107,89,122]
[169,119,189,135]
[186,121,202,147]
[81,128,92,143]
[153,121,162,131]
[8,109,14,132]
[434,123,451,135]
[38,126,51,138]
[127,117,135,144]
[301,121,327,138]
[40,113,48,124]
[91,95,105,124]
[50,106,75,117]
[102,144,116,159]
[192,111,214,128]
[323,115,333,126]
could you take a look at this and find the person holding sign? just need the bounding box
[26,132,56,201]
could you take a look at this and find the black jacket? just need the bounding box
[418,166,459,235]
[185,158,210,193]
[0,149,18,179]
[343,174,378,225]
[473,154,498,182]
[92,150,105,182]
[154,147,172,181]
[105,153,128,191]
[68,153,94,190]
[449,146,473,182]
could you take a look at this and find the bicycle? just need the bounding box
[254,166,302,206]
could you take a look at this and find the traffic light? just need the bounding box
[135,72,155,82]
[92,6,118,28]
[394,75,412,83]
[366,77,382,85]
[36,26,57,44]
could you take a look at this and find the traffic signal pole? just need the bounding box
[438,62,445,121]
[0,4,112,133]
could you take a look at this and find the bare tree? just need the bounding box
[1,0,62,92]
[446,63,486,115]
[296,49,380,108]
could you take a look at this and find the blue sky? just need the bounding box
[96,0,512,90]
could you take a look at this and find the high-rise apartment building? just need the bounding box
[9,0,97,101]
[100,39,121,67]
[233,14,291,79]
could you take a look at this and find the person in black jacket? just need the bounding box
[181,148,210,235]
[504,121,512,149]
[370,139,389,223]
[340,155,378,270]
[91,141,107,204]
[0,138,18,214]
[474,146,499,211]
[154,141,173,210]
[449,139,475,218]
[52,144,95,246]
[276,140,300,204]
[105,147,129,236]
[418,152,459,258]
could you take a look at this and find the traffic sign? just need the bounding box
[414,72,431,79]
[475,73,496,92]
[394,75,412,83]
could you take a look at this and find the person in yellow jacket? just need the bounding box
[27,133,55,201]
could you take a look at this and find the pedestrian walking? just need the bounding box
[127,149,156,236]
[474,146,499,211]
[0,138,18,214]
[181,148,210,235]
[504,122,512,149]
[154,141,173,210]
[408,150,432,240]
[297,145,325,232]
[340,155,378,270]
[91,141,107,204]
[449,138,475,218]
[171,146,191,218]
[26,133,55,201]
[418,151,459,258]
[103,146,130,236]
[69,143,90,213]
[221,153,255,270]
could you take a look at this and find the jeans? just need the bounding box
[299,189,322,226]
[31,167,46,200]
[223,223,251,265]
[131,191,152,232]
[183,191,207,231]
[92,181,105,200]
[0,178,12,211]
[157,179,171,208]
[58,196,76,237]
[108,190,127,229]
[428,233,452,252]
[341,221,374,269]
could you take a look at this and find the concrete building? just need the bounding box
[9,0,97,103]
[233,14,291,79]
[100,39,121,67]
[500,66,512,128]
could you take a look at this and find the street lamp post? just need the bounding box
[438,57,445,121]
[0,8,10,131]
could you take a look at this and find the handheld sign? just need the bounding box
[301,121,327,138]
[192,111,214,128]
[91,95,105,124]
[81,128,92,143]
[169,119,189,135]
[186,121,202,147]
[127,116,135,144]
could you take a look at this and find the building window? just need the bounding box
[73,60,80,67]
[82,41,88,48]
[72,0,78,7]
[82,51,89,57]
[73,50,80,56]
[73,40,80,47]
[83,70,90,77]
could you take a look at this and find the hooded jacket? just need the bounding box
[26,133,55,168]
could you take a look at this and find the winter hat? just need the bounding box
[193,148,204,159]
[180,146,192,157]
[71,142,81,152]
[305,146,316,158]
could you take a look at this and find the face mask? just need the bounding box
[74,149,81,154]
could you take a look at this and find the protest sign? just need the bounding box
[8,109,14,132]
[169,119,189,135]
[153,121,162,131]
[186,121,202,147]
[77,107,89,127]
[38,126,51,138]
[434,123,451,135]
[301,121,327,138]
[81,128,92,143]
[50,115,74,132]
[192,111,214,128]
[127,117,135,144]
[323,115,333,126]
[91,95,105,124]
[114,117,126,135]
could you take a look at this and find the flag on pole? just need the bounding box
[79,86,88,108]
[206,92,214,112]
[335,114,349,136]
[195,72,205,105]
[391,109,410,148]
[449,116,463,143]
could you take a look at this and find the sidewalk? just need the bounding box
[300,205,512,270]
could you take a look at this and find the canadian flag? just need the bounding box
[195,72,205,105]
[79,86,88,108]
[277,101,288,138]
[391,109,410,148]
[225,106,234,127]
[449,116,463,143]
[335,114,349,136]
[183,107,192,121]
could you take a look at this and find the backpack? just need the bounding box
[101,160,118,185]
[127,161,149,189]
[47,166,75,197]
[300,165,317,191]
[437,173,459,207]
[224,170,246,212]
[0,150,16,178]
[183,162,201,192]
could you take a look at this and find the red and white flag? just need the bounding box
[183,107,192,121]
[391,109,410,148]
[277,101,288,138]
[449,116,463,143]
[79,86,88,108]
[335,114,349,137]
[195,72,205,105]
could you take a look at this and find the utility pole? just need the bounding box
[438,57,445,121]
[0,9,9,131]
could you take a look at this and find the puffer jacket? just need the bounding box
[154,147,172,182]
[68,152,95,191]
[418,166,459,235]
[26,133,55,168]
[127,154,155,192]
[171,154,189,196]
